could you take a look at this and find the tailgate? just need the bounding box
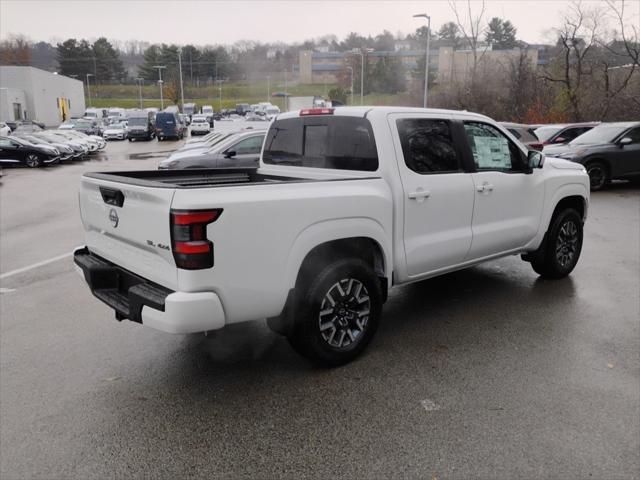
[79,176,178,290]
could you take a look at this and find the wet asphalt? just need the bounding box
[1,138,639,479]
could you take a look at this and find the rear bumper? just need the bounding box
[73,247,225,334]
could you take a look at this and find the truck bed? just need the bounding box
[84,167,362,189]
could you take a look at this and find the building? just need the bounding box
[0,66,85,127]
[298,46,539,86]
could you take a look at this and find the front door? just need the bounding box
[462,121,545,260]
[221,135,264,167]
[615,127,640,176]
[389,114,475,278]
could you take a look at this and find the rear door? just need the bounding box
[388,114,475,277]
[462,121,545,260]
[79,177,178,289]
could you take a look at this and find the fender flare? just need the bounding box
[284,217,392,290]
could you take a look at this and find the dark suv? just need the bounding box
[155,112,185,141]
[543,122,640,190]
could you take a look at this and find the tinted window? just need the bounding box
[464,122,524,171]
[561,127,590,142]
[623,128,640,143]
[263,116,378,171]
[232,135,264,155]
[507,128,522,139]
[397,119,460,174]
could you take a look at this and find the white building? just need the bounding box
[0,66,85,127]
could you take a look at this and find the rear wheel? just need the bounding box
[586,161,609,191]
[287,258,382,367]
[530,208,583,279]
[24,153,42,168]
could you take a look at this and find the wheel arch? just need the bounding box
[285,218,391,294]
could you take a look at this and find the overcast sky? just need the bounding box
[1,0,636,46]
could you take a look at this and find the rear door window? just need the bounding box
[263,116,378,171]
[397,118,461,174]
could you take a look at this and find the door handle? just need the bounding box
[477,182,495,193]
[408,188,430,203]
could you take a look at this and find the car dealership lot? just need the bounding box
[1,139,639,479]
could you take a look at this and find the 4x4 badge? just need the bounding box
[109,208,119,228]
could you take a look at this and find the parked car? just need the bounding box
[0,135,59,167]
[534,123,598,147]
[103,122,128,141]
[201,105,214,116]
[12,133,75,161]
[74,106,589,366]
[235,103,252,116]
[0,122,11,136]
[155,112,185,141]
[74,119,102,136]
[189,116,211,136]
[543,122,640,190]
[500,122,543,150]
[179,114,191,126]
[159,130,265,169]
[127,111,155,141]
[41,132,88,158]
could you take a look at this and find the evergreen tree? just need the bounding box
[485,17,518,49]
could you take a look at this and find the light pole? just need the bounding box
[86,73,94,107]
[346,66,354,105]
[216,79,224,111]
[136,77,144,109]
[414,13,431,108]
[267,75,270,102]
[154,65,166,109]
[284,69,288,111]
[351,48,373,105]
[178,49,185,110]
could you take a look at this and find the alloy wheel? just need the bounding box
[25,154,40,168]
[587,165,605,190]
[318,278,371,349]
[556,220,579,268]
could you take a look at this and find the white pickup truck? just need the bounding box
[75,107,589,366]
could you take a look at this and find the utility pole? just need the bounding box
[178,48,185,110]
[414,13,431,108]
[154,65,166,110]
[136,77,144,109]
[86,73,94,107]
[351,48,373,105]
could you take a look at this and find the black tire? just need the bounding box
[287,258,382,367]
[530,208,583,279]
[128,138,132,142]
[24,153,42,168]
[586,161,609,191]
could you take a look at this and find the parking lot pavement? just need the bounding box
[1,140,639,479]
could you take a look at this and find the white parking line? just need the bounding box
[0,252,73,280]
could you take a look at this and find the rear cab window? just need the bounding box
[396,118,461,174]
[263,116,378,171]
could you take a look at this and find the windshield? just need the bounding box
[569,124,628,145]
[128,118,148,127]
[534,126,563,142]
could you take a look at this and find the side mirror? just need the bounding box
[618,137,632,147]
[554,137,566,144]
[224,150,236,158]
[528,150,545,169]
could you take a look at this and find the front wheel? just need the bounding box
[24,153,42,168]
[287,258,382,367]
[530,209,583,279]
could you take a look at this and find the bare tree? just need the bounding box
[541,1,603,121]
[448,0,487,84]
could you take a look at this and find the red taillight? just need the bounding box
[170,209,222,270]
[300,108,334,116]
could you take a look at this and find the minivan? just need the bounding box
[155,112,185,141]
